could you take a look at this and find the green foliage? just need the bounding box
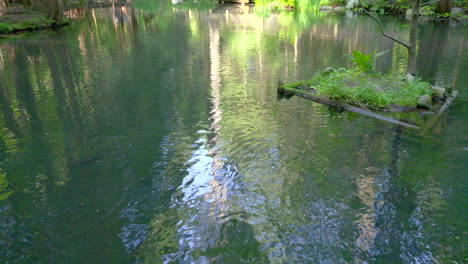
[0,21,40,33]
[356,0,467,14]
[281,0,295,8]
[320,0,346,6]
[296,0,321,11]
[65,0,87,8]
[134,0,172,11]
[175,0,218,10]
[0,23,15,33]
[419,5,435,16]
[453,0,468,7]
[344,50,389,73]
[255,0,321,11]
[300,68,431,108]
[356,0,436,14]
[0,170,13,201]
[0,17,52,34]
[254,0,281,8]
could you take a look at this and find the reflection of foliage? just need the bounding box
[0,120,18,155]
[134,0,174,30]
[0,170,13,201]
[134,0,217,12]
[255,0,321,11]
[204,219,269,263]
[133,0,172,11]
[174,0,218,10]
[0,112,18,201]
[0,6,464,264]
[135,210,179,263]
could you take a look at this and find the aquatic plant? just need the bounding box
[343,50,389,73]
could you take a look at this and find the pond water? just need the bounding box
[0,3,466,263]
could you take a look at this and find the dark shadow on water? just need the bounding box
[203,219,269,264]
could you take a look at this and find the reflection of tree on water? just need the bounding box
[0,4,465,263]
[355,169,379,254]
[354,127,448,263]
[0,41,75,263]
[0,9,183,262]
[154,15,268,262]
[351,128,407,262]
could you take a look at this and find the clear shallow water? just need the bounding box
[0,3,466,263]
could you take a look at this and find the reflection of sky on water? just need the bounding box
[179,136,217,204]
[175,135,228,215]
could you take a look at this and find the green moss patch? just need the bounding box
[0,18,46,33]
[282,68,432,110]
[0,9,66,34]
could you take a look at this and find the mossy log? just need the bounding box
[278,84,421,129]
[278,83,458,130]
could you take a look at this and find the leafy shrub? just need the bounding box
[453,0,468,7]
[0,17,48,34]
[0,23,15,33]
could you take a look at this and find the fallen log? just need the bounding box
[421,90,458,132]
[279,85,421,130]
[438,90,458,114]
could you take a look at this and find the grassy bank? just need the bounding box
[254,0,466,19]
[0,17,48,33]
[0,4,73,35]
[0,8,68,34]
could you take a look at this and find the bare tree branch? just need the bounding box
[357,0,411,49]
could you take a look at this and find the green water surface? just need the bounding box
[0,3,466,263]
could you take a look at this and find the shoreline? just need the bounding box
[0,8,69,35]
[1,1,466,35]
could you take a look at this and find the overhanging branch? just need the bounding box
[357,0,411,49]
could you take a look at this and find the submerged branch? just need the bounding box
[422,90,458,132]
[438,90,458,114]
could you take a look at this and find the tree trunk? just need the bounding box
[436,0,452,14]
[0,0,7,9]
[46,0,63,25]
[407,0,420,74]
